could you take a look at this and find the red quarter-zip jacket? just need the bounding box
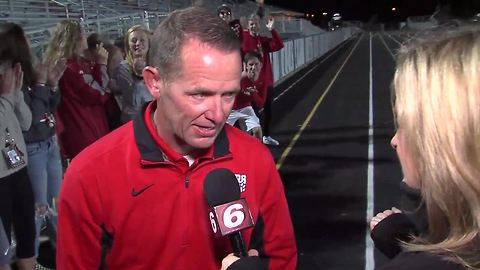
[57,57,110,159]
[241,29,284,88]
[57,102,297,270]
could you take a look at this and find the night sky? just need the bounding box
[264,0,479,21]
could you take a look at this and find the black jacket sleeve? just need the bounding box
[371,213,418,258]
[227,257,267,270]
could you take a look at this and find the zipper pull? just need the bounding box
[185,176,190,188]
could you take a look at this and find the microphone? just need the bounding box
[204,168,254,257]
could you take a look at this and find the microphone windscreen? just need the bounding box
[204,168,240,206]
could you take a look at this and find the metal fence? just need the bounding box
[272,27,360,84]
[0,0,359,81]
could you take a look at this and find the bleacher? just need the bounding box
[0,0,319,57]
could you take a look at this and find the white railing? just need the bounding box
[2,0,346,80]
[271,27,360,84]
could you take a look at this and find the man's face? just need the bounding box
[218,9,232,23]
[153,39,241,155]
[230,22,241,37]
[246,57,262,81]
[248,19,259,36]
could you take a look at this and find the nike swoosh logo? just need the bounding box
[131,184,154,197]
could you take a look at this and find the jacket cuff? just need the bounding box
[227,257,266,270]
[370,213,418,259]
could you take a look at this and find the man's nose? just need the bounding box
[205,97,226,122]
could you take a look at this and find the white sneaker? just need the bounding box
[263,136,279,146]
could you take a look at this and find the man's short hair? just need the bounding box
[248,13,260,22]
[87,33,101,50]
[148,7,241,83]
[244,51,262,63]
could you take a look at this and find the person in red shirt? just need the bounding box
[227,51,264,140]
[43,20,111,159]
[241,13,283,146]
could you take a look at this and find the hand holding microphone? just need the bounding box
[221,249,265,270]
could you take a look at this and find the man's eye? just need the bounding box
[191,93,206,99]
[224,92,237,99]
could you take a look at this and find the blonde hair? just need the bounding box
[393,28,480,268]
[124,25,151,70]
[43,20,82,67]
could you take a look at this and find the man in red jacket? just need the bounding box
[57,7,297,270]
[241,13,283,146]
[227,51,265,140]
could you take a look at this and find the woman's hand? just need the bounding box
[221,249,259,270]
[46,58,67,87]
[96,43,109,65]
[133,58,146,77]
[370,207,402,231]
[266,16,274,31]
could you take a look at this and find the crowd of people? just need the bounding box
[0,3,479,270]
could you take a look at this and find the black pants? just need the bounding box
[0,167,35,259]
[257,86,273,137]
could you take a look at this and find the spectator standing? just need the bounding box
[43,20,111,159]
[0,27,35,270]
[0,22,66,261]
[217,4,243,42]
[241,13,283,146]
[114,25,152,123]
[85,33,122,131]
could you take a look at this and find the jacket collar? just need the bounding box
[133,102,230,165]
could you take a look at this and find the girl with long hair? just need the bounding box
[113,25,152,122]
[370,28,480,270]
[44,20,111,159]
[0,22,66,266]
[0,24,34,270]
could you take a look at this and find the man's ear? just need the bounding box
[143,66,162,99]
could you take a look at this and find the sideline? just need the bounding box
[379,34,396,59]
[384,32,402,45]
[275,33,364,170]
[365,31,375,270]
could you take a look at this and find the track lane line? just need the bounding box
[365,31,375,270]
[276,33,364,170]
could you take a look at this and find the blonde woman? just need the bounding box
[44,20,111,159]
[114,25,152,122]
[370,28,480,270]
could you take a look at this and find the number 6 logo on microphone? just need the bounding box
[208,199,254,237]
[223,203,245,228]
